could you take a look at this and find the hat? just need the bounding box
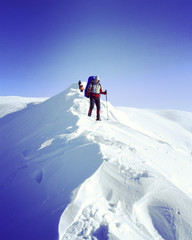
[95,76,100,81]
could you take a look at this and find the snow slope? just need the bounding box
[0,96,48,118]
[1,84,192,240]
[0,87,102,240]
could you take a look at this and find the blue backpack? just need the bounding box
[84,76,96,98]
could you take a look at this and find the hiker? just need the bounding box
[78,80,84,92]
[87,76,107,121]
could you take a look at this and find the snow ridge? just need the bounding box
[1,84,192,240]
[58,84,192,240]
[0,85,102,240]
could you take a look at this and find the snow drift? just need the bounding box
[1,83,192,240]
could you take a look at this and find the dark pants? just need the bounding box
[88,96,100,120]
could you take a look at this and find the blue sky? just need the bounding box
[0,0,192,111]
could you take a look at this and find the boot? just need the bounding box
[88,109,92,117]
[96,109,101,121]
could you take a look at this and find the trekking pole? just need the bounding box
[106,92,109,120]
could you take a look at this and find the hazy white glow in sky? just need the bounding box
[0,0,192,111]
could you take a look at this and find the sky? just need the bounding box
[0,0,192,111]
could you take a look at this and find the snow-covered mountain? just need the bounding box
[1,84,192,240]
[0,96,48,118]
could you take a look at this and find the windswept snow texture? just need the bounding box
[1,85,192,240]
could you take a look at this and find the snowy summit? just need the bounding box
[0,83,192,240]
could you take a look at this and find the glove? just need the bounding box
[105,90,107,95]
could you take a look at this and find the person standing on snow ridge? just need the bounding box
[87,76,107,121]
[78,80,84,92]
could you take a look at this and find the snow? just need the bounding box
[1,83,192,240]
[0,96,48,118]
